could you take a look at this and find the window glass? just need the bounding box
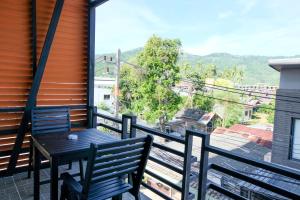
[104,94,110,100]
[292,119,300,160]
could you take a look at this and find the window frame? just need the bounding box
[103,94,111,100]
[289,118,300,162]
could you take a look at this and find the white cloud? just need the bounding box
[218,10,234,19]
[184,22,300,56]
[95,0,168,54]
[238,0,257,14]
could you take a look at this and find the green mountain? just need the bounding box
[95,48,298,85]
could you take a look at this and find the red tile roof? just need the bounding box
[229,124,272,148]
[212,124,273,149]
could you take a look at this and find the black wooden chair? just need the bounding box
[28,106,83,179]
[60,135,153,200]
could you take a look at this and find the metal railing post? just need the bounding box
[121,115,129,139]
[129,115,137,138]
[91,106,97,128]
[121,114,137,139]
[182,130,193,200]
[87,106,93,128]
[198,132,210,200]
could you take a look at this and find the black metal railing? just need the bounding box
[92,107,196,200]
[187,130,300,200]
[91,107,300,200]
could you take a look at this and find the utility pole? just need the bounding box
[115,49,121,117]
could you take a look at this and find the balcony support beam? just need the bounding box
[87,1,96,128]
[89,0,109,8]
[182,132,193,200]
[7,0,65,173]
[31,0,37,75]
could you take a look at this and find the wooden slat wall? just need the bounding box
[0,0,89,173]
[0,0,32,172]
[0,1,32,108]
[36,0,88,128]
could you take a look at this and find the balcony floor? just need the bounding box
[0,162,150,200]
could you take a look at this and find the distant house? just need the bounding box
[229,124,273,148]
[174,80,194,97]
[198,112,223,132]
[166,108,222,135]
[94,77,115,109]
[243,99,261,122]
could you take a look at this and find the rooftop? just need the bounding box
[268,58,300,72]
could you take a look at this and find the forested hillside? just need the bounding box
[96,48,298,85]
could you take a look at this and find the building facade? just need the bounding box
[94,77,115,110]
[269,58,300,170]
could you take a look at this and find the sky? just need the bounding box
[95,0,300,56]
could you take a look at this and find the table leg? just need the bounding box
[33,145,40,200]
[112,195,122,200]
[50,157,59,200]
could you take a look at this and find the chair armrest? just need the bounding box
[61,172,83,194]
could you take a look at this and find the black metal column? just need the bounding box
[197,132,210,200]
[89,0,109,8]
[87,1,96,128]
[31,0,37,76]
[8,0,65,173]
[182,131,193,200]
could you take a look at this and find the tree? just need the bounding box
[220,66,244,83]
[256,101,275,124]
[185,63,216,112]
[123,35,182,130]
[213,79,243,127]
[119,63,142,112]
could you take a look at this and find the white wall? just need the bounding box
[94,87,114,108]
[94,78,115,110]
[280,68,300,89]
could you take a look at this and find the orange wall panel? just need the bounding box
[36,0,88,111]
[0,1,32,108]
[0,0,89,173]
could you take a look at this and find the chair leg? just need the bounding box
[68,161,72,170]
[133,193,141,200]
[27,142,33,179]
[112,194,122,200]
[79,159,84,181]
[60,184,67,200]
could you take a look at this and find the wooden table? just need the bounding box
[32,128,118,200]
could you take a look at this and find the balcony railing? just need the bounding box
[90,107,300,200]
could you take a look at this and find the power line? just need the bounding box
[200,84,300,105]
[95,58,300,113]
[184,79,276,97]
[188,91,300,116]
[182,78,300,101]
[95,57,300,101]
[182,79,300,104]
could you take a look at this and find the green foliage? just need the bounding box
[98,102,110,111]
[219,66,244,83]
[213,81,243,127]
[119,64,141,110]
[257,101,275,123]
[184,64,216,112]
[192,94,214,112]
[119,36,182,128]
[187,63,217,90]
[96,50,285,85]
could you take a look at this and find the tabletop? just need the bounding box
[32,128,118,158]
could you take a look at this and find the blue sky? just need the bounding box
[95,0,300,56]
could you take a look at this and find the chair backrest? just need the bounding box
[82,135,153,197]
[31,106,71,135]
